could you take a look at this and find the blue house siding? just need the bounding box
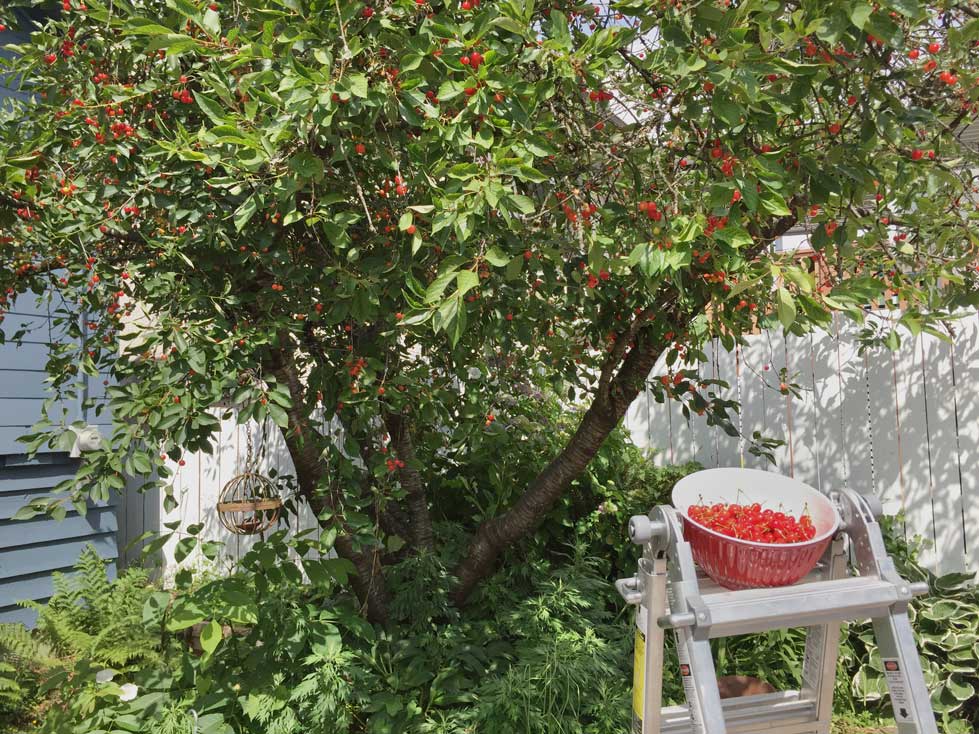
[0,13,123,628]
[0,454,119,626]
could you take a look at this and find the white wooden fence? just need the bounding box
[117,417,318,580]
[624,311,979,576]
[117,312,979,579]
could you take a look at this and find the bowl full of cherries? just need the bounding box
[671,468,841,589]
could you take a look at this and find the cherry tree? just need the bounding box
[1,0,978,622]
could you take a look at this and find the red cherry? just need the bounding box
[911,149,923,160]
[406,224,416,235]
[362,6,374,17]
[355,142,366,155]
[908,49,920,59]
[928,42,941,54]
[828,122,841,135]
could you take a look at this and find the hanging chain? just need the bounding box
[245,422,254,471]
[258,417,269,469]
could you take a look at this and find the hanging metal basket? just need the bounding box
[216,472,282,535]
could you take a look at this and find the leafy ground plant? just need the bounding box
[5,503,976,733]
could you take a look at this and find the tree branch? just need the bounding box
[383,410,435,552]
[264,338,390,624]
[452,326,670,605]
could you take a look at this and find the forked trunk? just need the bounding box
[452,331,665,604]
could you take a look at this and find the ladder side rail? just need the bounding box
[638,554,668,734]
[838,490,938,734]
[662,507,727,734]
[799,534,848,734]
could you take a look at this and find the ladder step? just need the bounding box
[661,690,820,734]
[696,576,901,637]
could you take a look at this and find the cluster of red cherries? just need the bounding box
[688,501,816,544]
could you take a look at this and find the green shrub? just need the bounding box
[12,515,979,734]
[8,418,978,734]
[0,547,161,733]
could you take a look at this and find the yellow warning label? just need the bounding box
[632,628,646,720]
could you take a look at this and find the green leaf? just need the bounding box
[425,263,463,303]
[887,0,923,16]
[484,247,509,266]
[268,403,289,428]
[508,194,536,215]
[848,3,873,28]
[548,10,572,47]
[346,73,369,98]
[715,226,752,248]
[456,270,479,298]
[193,92,230,125]
[474,126,494,149]
[712,95,743,127]
[760,192,792,217]
[776,287,797,329]
[125,18,182,36]
[167,598,206,631]
[202,7,221,35]
[505,254,524,280]
[199,619,222,659]
[493,16,527,35]
[233,196,258,232]
[515,165,548,183]
[289,152,324,180]
[11,505,42,521]
[174,536,196,564]
[400,53,423,72]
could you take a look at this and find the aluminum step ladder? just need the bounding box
[616,488,938,734]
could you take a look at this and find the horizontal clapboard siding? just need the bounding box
[0,15,119,629]
[0,455,119,626]
[0,289,82,453]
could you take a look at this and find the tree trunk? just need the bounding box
[452,330,666,604]
[266,350,390,624]
[383,411,435,552]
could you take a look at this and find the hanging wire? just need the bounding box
[862,351,877,492]
[736,344,744,467]
[946,335,968,560]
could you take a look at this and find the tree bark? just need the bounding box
[383,411,435,552]
[452,328,667,604]
[266,348,390,624]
